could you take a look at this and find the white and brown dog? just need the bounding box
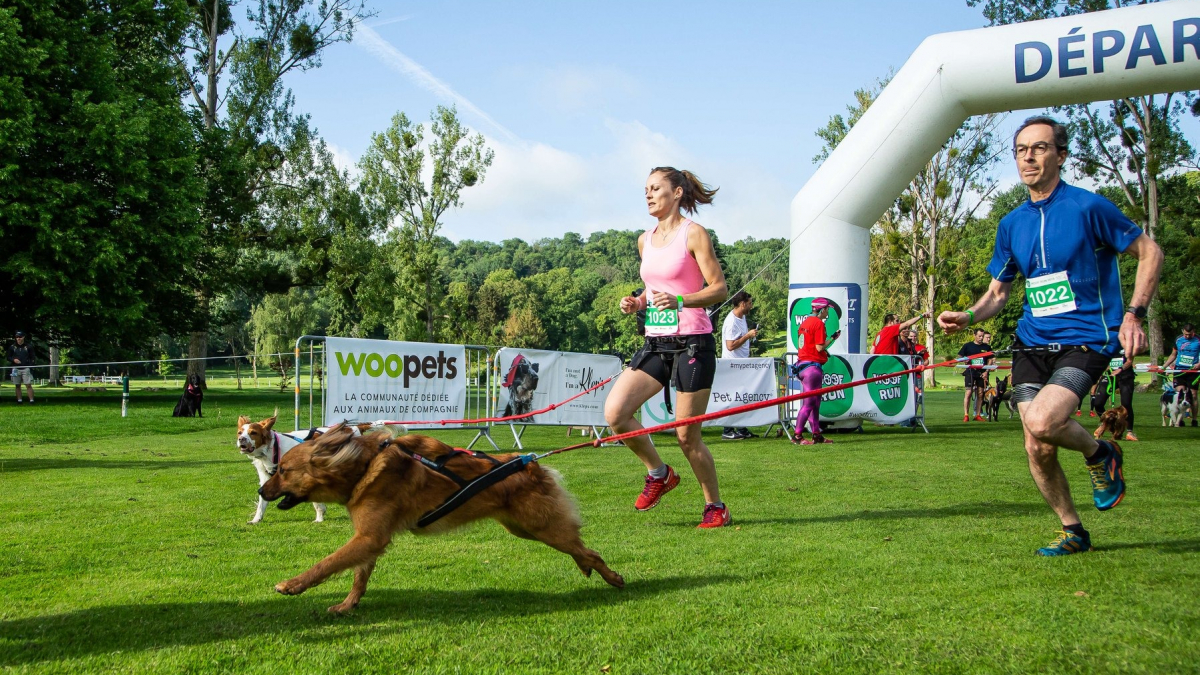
[236,414,327,524]
[1161,385,1194,427]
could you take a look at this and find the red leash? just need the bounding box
[378,375,616,427]
[535,353,989,459]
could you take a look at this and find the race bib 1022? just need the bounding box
[1026,271,1077,318]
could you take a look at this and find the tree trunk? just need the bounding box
[187,330,208,387]
[234,354,242,390]
[48,345,60,387]
[910,224,921,312]
[1146,174,1162,378]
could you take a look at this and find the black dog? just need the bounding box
[989,375,1014,421]
[172,374,204,418]
[501,354,539,418]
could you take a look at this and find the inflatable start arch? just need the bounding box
[789,0,1200,353]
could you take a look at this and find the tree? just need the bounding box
[248,287,327,391]
[359,106,495,341]
[172,0,371,386]
[967,0,1200,373]
[0,1,202,349]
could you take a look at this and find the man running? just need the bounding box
[959,329,989,422]
[1163,323,1199,426]
[938,116,1162,556]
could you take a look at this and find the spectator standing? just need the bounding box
[873,312,928,354]
[7,331,36,404]
[720,291,758,439]
[958,329,989,422]
[1163,323,1199,426]
[791,298,840,445]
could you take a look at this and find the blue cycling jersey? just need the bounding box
[987,181,1142,356]
[1176,335,1200,369]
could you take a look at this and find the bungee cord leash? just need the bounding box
[527,352,994,462]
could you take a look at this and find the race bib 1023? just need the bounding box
[1025,271,1077,318]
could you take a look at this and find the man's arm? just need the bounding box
[900,313,928,331]
[1163,347,1178,369]
[938,278,1013,335]
[1120,232,1164,356]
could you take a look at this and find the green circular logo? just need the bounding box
[865,355,910,417]
[790,297,842,351]
[816,355,854,417]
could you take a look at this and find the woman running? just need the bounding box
[604,167,730,528]
[792,298,839,445]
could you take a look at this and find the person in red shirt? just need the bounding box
[872,312,928,354]
[791,298,841,445]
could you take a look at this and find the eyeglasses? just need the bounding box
[1013,142,1062,158]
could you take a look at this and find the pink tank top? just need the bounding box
[640,220,713,336]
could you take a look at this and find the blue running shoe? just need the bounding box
[1087,440,1125,511]
[1036,529,1092,556]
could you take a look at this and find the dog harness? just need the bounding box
[387,438,535,529]
[639,336,704,415]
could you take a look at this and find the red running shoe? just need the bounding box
[1089,411,1097,418]
[635,465,679,511]
[698,503,732,528]
[1075,410,1083,417]
[812,435,833,444]
[973,415,987,422]
[963,415,970,423]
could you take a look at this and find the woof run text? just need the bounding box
[822,372,847,402]
[875,375,904,401]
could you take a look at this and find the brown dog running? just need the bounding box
[1093,406,1129,441]
[258,424,624,613]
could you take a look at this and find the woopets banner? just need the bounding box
[324,337,468,429]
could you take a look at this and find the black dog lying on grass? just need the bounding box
[172,374,203,417]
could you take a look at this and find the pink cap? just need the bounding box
[811,297,831,311]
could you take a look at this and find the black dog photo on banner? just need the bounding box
[501,354,540,418]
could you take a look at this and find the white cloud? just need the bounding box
[326,142,358,177]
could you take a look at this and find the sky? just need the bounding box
[277,0,1197,245]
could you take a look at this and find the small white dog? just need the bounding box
[236,414,327,524]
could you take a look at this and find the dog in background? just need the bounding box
[501,354,540,418]
[1161,385,1193,427]
[1093,405,1129,441]
[260,425,624,613]
[984,375,1014,421]
[172,374,204,417]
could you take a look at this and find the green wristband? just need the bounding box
[676,295,685,309]
[966,309,975,326]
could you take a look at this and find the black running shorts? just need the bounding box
[630,334,717,392]
[1011,340,1110,401]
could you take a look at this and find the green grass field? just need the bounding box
[1,383,1198,674]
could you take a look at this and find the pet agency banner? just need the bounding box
[495,348,622,426]
[324,337,468,429]
[640,357,779,428]
[785,353,916,424]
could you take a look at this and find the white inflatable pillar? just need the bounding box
[789,0,1200,353]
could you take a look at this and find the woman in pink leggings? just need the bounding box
[792,298,840,445]
[604,167,731,528]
